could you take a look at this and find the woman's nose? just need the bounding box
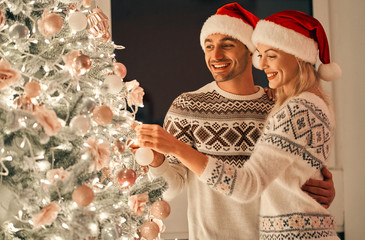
[260,57,268,69]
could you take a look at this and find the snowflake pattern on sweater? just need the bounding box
[201,92,338,239]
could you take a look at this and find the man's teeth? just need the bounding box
[213,64,228,68]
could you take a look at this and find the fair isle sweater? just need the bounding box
[149,81,274,240]
[199,91,339,240]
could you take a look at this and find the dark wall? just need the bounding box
[111,0,312,125]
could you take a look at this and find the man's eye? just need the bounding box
[268,56,277,59]
[257,54,262,58]
[223,44,234,48]
[205,45,213,50]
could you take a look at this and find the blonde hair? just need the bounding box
[271,60,329,113]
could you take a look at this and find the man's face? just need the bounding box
[204,33,251,83]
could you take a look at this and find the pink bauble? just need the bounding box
[116,168,136,188]
[24,81,42,98]
[70,115,91,136]
[43,13,63,36]
[92,105,113,125]
[113,62,127,79]
[150,200,171,220]
[82,0,92,8]
[114,140,125,154]
[140,221,160,240]
[72,185,94,207]
[73,54,92,76]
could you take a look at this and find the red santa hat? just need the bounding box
[200,3,259,53]
[252,10,341,81]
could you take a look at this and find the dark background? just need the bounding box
[111,0,312,125]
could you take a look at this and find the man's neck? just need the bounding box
[216,73,257,96]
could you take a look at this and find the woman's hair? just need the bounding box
[272,60,329,111]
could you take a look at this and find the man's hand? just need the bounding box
[301,167,335,208]
[128,139,165,168]
[264,88,276,101]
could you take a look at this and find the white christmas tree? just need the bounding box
[0,0,170,239]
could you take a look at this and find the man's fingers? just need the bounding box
[303,191,330,208]
[321,167,333,180]
[302,185,328,197]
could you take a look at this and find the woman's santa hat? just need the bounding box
[200,3,259,53]
[252,10,341,81]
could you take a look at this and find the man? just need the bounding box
[143,3,335,239]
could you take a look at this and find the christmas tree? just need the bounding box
[0,0,169,239]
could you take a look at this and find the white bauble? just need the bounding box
[135,147,154,166]
[70,115,91,136]
[104,74,123,94]
[68,12,88,32]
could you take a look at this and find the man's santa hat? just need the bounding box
[252,10,341,81]
[200,3,259,53]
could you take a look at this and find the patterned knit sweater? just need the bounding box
[199,91,339,240]
[149,81,274,239]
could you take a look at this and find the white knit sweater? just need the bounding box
[199,91,339,239]
[149,81,274,239]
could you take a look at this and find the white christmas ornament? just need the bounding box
[104,74,124,94]
[135,147,154,166]
[68,12,88,32]
[70,115,91,136]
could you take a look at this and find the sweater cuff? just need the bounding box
[198,156,218,183]
[149,157,170,177]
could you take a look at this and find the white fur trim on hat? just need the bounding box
[200,14,255,52]
[252,20,318,64]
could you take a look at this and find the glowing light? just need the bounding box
[60,38,65,42]
[40,179,50,184]
[18,210,23,218]
[37,161,50,171]
[45,39,50,44]
[90,206,96,211]
[62,223,69,229]
[99,212,109,220]
[20,139,26,148]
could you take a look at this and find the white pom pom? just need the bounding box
[252,51,262,70]
[318,62,342,81]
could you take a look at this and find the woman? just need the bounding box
[136,10,341,239]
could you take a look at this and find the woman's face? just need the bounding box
[256,43,299,93]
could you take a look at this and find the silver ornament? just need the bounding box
[9,23,30,39]
[101,223,118,240]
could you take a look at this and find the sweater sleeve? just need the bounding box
[199,96,332,202]
[148,94,194,201]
